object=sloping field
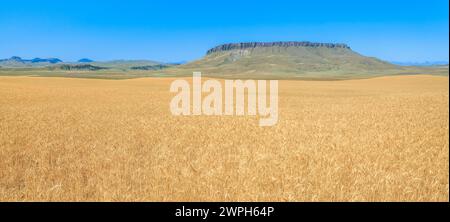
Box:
[0,75,448,201]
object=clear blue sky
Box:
[0,0,448,63]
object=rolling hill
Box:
[88,60,164,70]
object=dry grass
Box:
[0,75,448,201]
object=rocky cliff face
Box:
[206,41,350,55]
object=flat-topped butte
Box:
[206,41,350,55]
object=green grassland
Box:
[1,65,447,80]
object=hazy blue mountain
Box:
[0,56,63,67]
[31,58,62,63]
[78,58,94,63]
[391,61,449,66]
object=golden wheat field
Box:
[0,75,448,201]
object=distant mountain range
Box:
[0,56,99,67]
[0,56,171,70]
[0,56,63,67]
[391,61,449,66]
